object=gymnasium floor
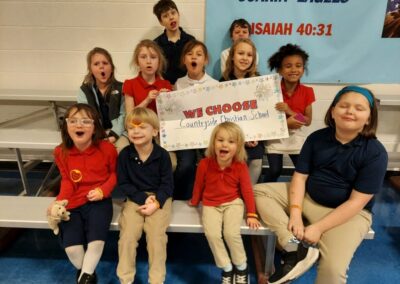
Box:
[0,166,399,283]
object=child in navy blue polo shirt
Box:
[254,86,388,284]
[153,0,195,85]
[116,107,173,284]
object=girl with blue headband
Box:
[254,86,388,284]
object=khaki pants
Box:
[202,198,247,268]
[117,198,172,284]
[254,183,372,284]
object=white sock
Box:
[235,262,247,271]
[65,245,84,270]
[284,242,298,252]
[222,263,233,272]
[79,240,105,280]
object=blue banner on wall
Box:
[205,0,400,83]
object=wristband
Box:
[247,213,258,219]
[290,204,302,211]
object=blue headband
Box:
[333,86,374,108]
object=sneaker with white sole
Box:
[268,244,319,284]
[221,270,234,284]
[234,266,249,284]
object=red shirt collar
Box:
[138,73,163,89]
[280,79,300,98]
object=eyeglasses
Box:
[65,118,94,127]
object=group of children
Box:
[45,0,388,284]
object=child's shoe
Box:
[221,270,234,284]
[268,244,319,284]
[78,272,97,284]
[75,269,81,283]
[234,266,249,284]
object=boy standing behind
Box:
[220,18,259,74]
[116,107,173,284]
[153,0,195,85]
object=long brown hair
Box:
[83,47,117,86]
[60,104,106,153]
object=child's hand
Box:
[145,195,156,204]
[188,200,197,207]
[275,102,293,115]
[107,136,116,144]
[87,188,103,201]
[303,224,322,245]
[287,116,305,129]
[147,90,159,101]
[137,202,159,216]
[159,88,170,93]
[245,141,258,148]
[247,217,261,230]
[288,214,305,240]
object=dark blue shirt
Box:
[296,127,388,211]
[154,27,195,85]
[116,142,173,207]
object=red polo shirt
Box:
[281,80,315,115]
[54,140,117,209]
[191,158,256,214]
[123,74,172,113]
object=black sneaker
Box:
[75,269,81,283]
[221,270,234,284]
[234,267,249,284]
[268,244,319,284]
[78,272,97,284]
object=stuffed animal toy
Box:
[47,199,70,235]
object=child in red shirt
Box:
[48,103,117,284]
[264,44,315,182]
[123,39,172,114]
[189,122,261,284]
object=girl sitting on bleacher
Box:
[78,47,129,152]
[254,86,388,284]
[47,103,117,284]
[189,121,260,284]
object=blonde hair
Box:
[205,122,247,162]
[222,38,258,80]
[131,39,167,78]
[125,107,160,130]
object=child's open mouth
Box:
[191,62,197,68]
[76,131,85,137]
[101,72,106,77]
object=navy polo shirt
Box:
[296,127,388,211]
[116,142,174,207]
[154,27,195,84]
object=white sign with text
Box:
[156,74,289,151]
